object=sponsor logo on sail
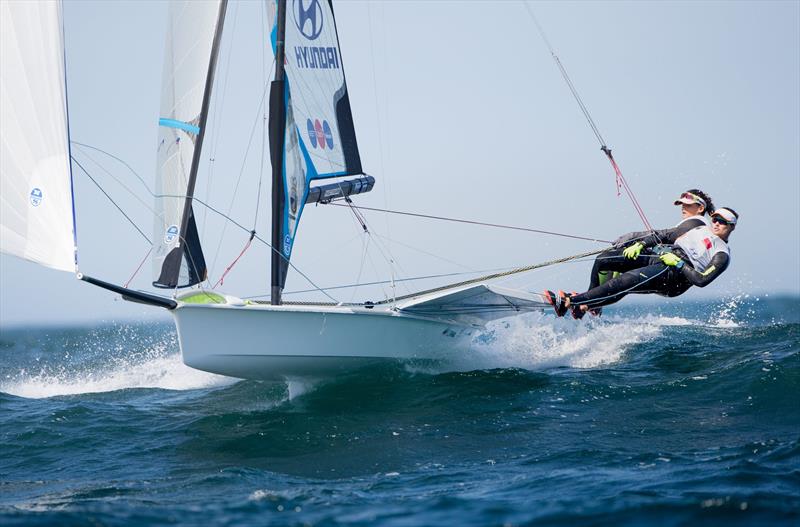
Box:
[164,225,179,244]
[307,119,317,148]
[29,188,43,207]
[323,120,334,149]
[293,45,339,70]
[306,119,334,150]
[314,120,325,150]
[291,0,340,71]
[283,234,292,256]
[293,0,324,40]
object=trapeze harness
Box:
[571,216,731,309]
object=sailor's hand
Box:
[659,252,684,269]
[622,242,644,259]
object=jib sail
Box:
[153,0,227,289]
[0,0,76,273]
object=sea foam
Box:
[1,349,234,399]
[460,312,698,371]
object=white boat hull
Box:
[172,302,478,380]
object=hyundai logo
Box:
[293,0,324,40]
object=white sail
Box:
[0,0,76,273]
[280,0,362,178]
[153,0,225,288]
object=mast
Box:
[268,0,287,305]
[265,0,369,304]
[178,0,228,266]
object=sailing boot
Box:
[570,292,586,320]
[588,307,603,317]
[543,290,569,317]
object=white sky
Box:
[1,0,798,326]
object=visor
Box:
[711,207,737,226]
[673,191,707,208]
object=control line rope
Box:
[522,1,655,233]
[213,230,256,289]
[374,247,608,306]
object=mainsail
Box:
[0,0,76,273]
[153,0,227,289]
[268,0,363,299]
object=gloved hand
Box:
[622,242,645,259]
[659,252,684,269]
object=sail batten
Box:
[153,0,227,289]
[0,0,76,273]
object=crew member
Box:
[544,205,738,318]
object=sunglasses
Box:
[680,192,706,207]
[712,216,733,226]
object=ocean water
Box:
[1,296,798,526]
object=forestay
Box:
[0,0,76,273]
[268,0,363,285]
[153,0,226,289]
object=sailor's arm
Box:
[680,252,730,287]
[637,217,707,248]
[620,218,707,251]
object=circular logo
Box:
[283,234,292,256]
[314,119,325,150]
[307,118,317,148]
[30,188,43,207]
[322,120,334,149]
[293,0,324,41]
[164,225,179,244]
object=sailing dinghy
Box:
[1,0,554,380]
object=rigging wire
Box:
[72,141,152,196]
[71,157,151,244]
[191,196,340,303]
[375,246,607,306]
[349,232,371,303]
[366,1,397,277]
[72,144,160,219]
[203,1,239,230]
[521,1,655,233]
[69,146,339,302]
[370,231,481,274]
[123,247,153,288]
[325,202,612,244]
[208,69,273,277]
[253,0,269,230]
[245,267,515,298]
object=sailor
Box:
[544,203,738,319]
[561,189,714,317]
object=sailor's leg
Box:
[572,264,671,309]
[589,248,654,289]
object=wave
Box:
[436,312,698,372]
[0,326,235,399]
[0,303,791,400]
[1,356,234,400]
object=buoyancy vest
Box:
[675,225,730,272]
